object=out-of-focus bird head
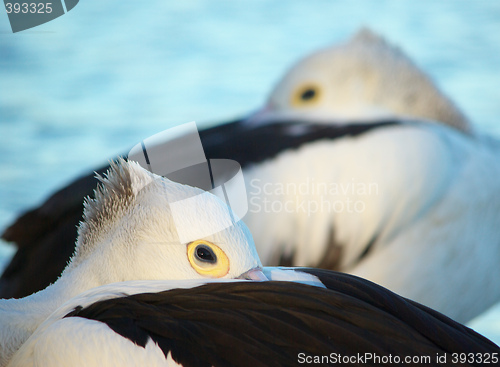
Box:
[248,28,471,134]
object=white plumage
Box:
[243,121,500,322]
[235,29,500,323]
[1,161,498,366]
[0,160,262,366]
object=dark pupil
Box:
[195,245,216,263]
[301,88,316,101]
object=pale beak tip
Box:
[237,268,268,281]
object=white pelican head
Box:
[249,28,471,134]
[66,158,262,282]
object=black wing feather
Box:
[66,278,499,367]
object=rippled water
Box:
[0,0,499,343]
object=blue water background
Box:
[0,0,499,342]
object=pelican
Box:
[2,160,499,366]
[0,159,262,366]
[2,29,499,324]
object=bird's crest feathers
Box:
[75,159,153,261]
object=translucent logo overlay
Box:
[128,122,248,243]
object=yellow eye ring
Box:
[291,84,322,107]
[187,240,229,278]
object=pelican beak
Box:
[237,267,268,281]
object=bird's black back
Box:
[65,269,499,367]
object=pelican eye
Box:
[292,84,321,107]
[301,88,316,101]
[195,245,216,264]
[187,240,229,278]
